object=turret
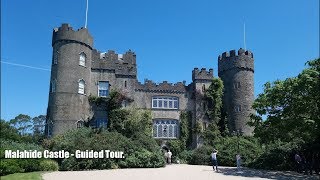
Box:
[218,48,254,135]
[192,67,214,147]
[47,24,93,136]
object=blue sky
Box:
[1,0,319,120]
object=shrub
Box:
[0,139,45,176]
[177,150,192,164]
[39,159,59,171]
[248,139,303,170]
[0,159,24,176]
[48,128,165,170]
[189,145,213,165]
[166,140,185,163]
[213,136,263,166]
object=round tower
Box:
[218,48,254,135]
[47,23,93,136]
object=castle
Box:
[47,24,254,147]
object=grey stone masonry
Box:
[218,48,254,135]
[47,24,255,145]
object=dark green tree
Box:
[250,58,320,145]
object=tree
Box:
[250,58,320,145]
[9,114,33,135]
[0,119,20,141]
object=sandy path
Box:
[42,164,318,180]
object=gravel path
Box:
[42,164,319,180]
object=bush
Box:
[248,139,303,170]
[189,145,213,165]
[48,128,165,170]
[213,136,263,166]
[177,150,192,164]
[0,139,45,176]
[39,159,59,171]
[166,140,185,163]
[0,159,24,176]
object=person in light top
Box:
[167,150,172,164]
[236,154,241,171]
[211,149,219,171]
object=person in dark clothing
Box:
[295,153,302,173]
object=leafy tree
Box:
[9,114,33,135]
[0,119,20,142]
[250,58,320,145]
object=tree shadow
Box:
[217,167,319,180]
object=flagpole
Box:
[243,21,246,50]
[85,0,88,28]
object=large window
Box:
[98,81,109,97]
[79,52,86,66]
[78,79,85,94]
[153,119,179,139]
[90,118,108,128]
[152,96,179,109]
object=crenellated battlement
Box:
[218,48,253,60]
[135,79,187,93]
[192,68,213,81]
[97,49,136,63]
[91,49,137,77]
[52,23,93,48]
[218,48,254,75]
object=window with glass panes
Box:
[79,52,86,66]
[152,97,178,109]
[153,119,179,139]
[98,81,109,97]
[78,79,85,94]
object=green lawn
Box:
[1,172,42,180]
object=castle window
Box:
[98,81,109,97]
[234,82,241,89]
[202,84,206,92]
[78,79,85,94]
[124,81,127,88]
[235,105,242,112]
[79,52,86,66]
[53,51,59,65]
[153,119,179,139]
[76,120,84,128]
[152,96,179,109]
[51,79,56,93]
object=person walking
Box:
[164,150,169,164]
[295,153,302,173]
[167,150,172,164]
[211,149,219,172]
[236,154,241,171]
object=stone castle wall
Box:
[47,24,254,143]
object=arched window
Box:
[202,84,206,92]
[79,52,86,66]
[76,120,84,128]
[153,119,179,139]
[51,79,56,93]
[78,79,85,94]
[124,80,127,88]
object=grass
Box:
[1,172,43,180]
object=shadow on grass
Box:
[216,167,319,180]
